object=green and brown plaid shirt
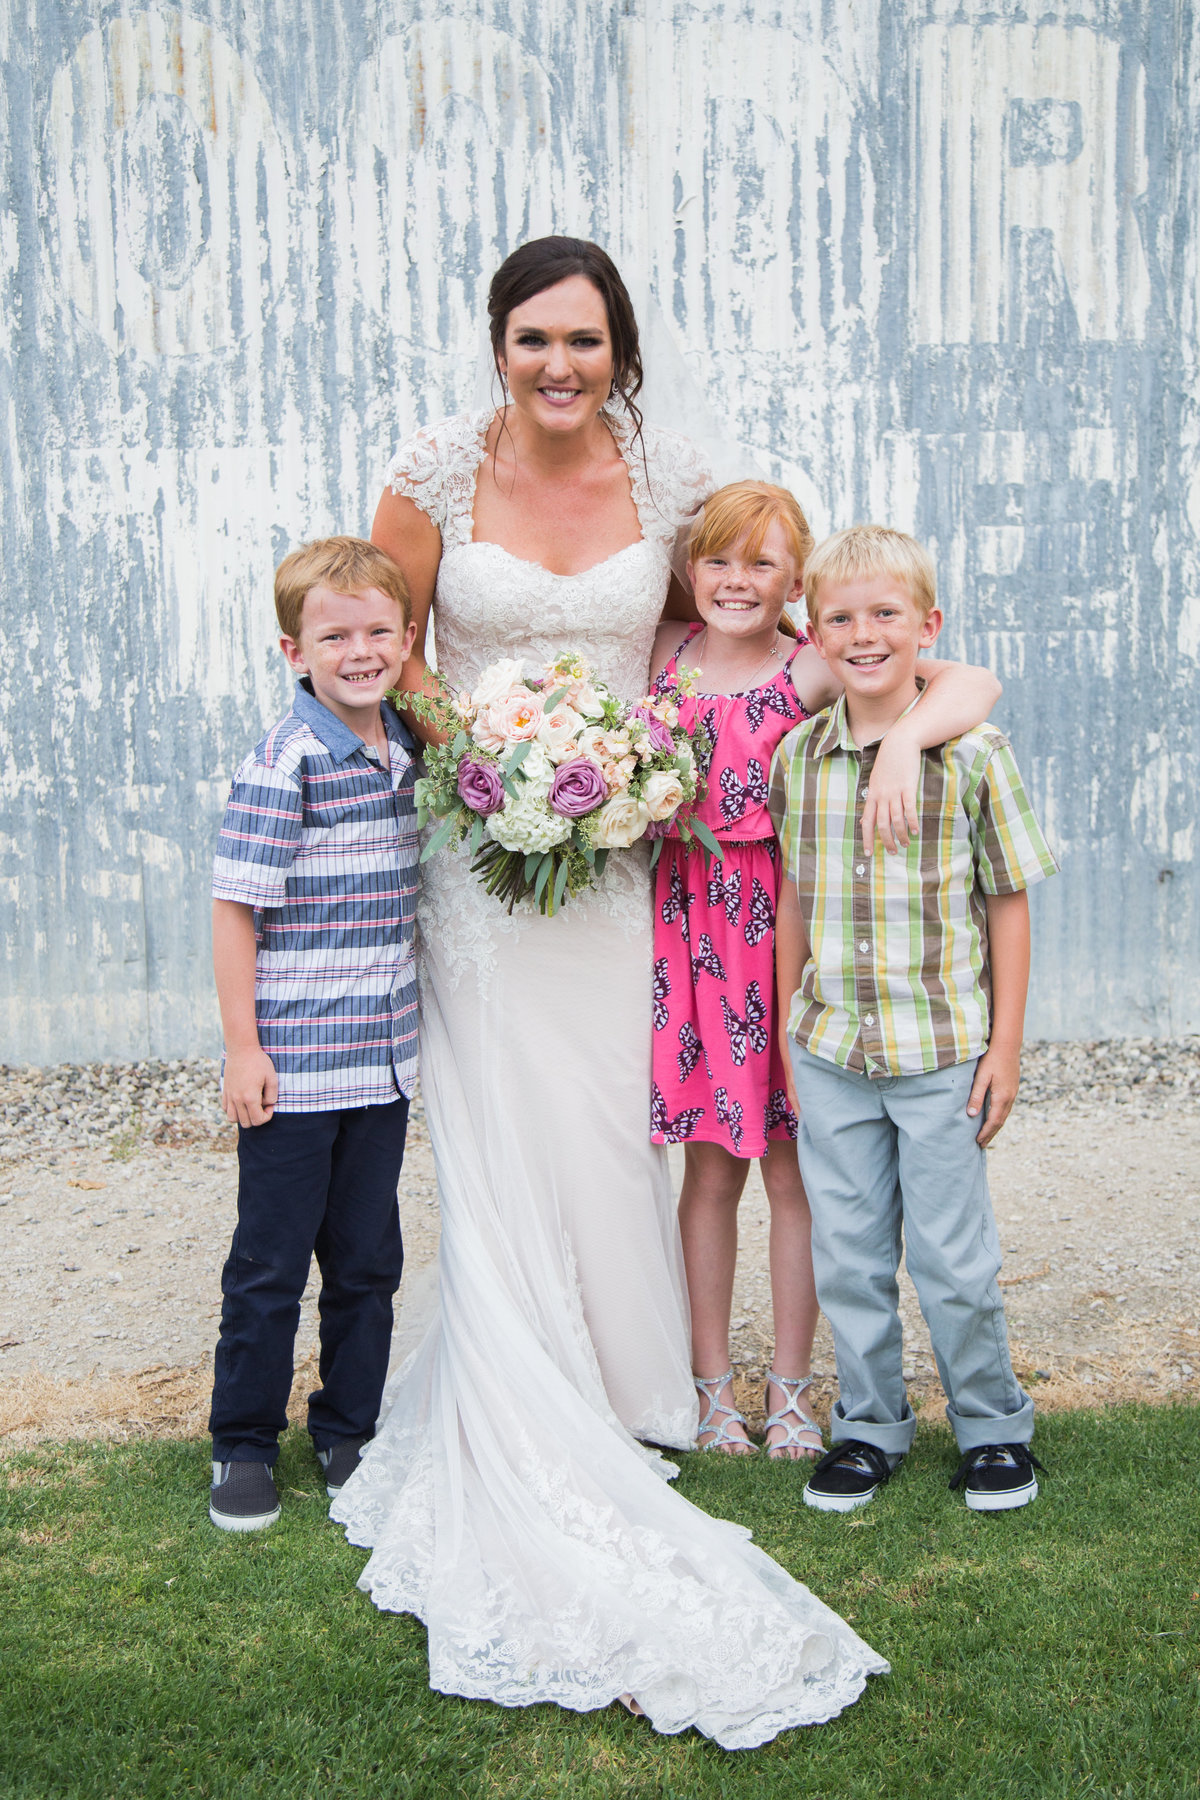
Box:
[768,697,1058,1078]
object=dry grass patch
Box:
[0,1346,323,1448]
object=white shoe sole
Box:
[209,1501,281,1531]
[803,1482,879,1513]
[964,1477,1037,1511]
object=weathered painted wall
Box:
[2,0,1196,1061]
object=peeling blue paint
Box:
[1,0,1196,1060]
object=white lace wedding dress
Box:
[331,408,887,1748]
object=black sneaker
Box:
[950,1443,1044,1511]
[316,1437,369,1497]
[803,1440,899,1513]
[209,1460,281,1531]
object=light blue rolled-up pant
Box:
[788,1043,1034,1458]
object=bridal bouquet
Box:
[407,652,718,913]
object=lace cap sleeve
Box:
[625,422,716,584]
[630,422,716,555]
[382,412,489,541]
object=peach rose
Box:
[500,690,545,741]
[575,725,608,767]
[470,701,510,753]
[536,703,585,763]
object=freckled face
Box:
[281,585,416,728]
[498,276,615,434]
[809,574,942,699]
[687,521,804,643]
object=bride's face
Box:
[498,276,615,434]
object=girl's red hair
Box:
[688,481,813,637]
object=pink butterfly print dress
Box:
[651,623,811,1157]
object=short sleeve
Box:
[211,750,304,908]
[967,740,1059,896]
[625,421,716,554]
[383,422,453,531]
[767,742,793,854]
[382,412,489,540]
[660,430,717,531]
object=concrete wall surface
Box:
[2,0,1197,1061]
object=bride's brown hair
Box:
[487,237,647,455]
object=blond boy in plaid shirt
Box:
[769,526,1058,1513]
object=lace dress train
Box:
[330,409,888,1747]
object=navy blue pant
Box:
[209,1098,408,1463]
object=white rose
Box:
[471,658,527,708]
[572,680,605,720]
[592,794,651,849]
[509,739,554,796]
[536,703,585,763]
[641,769,686,822]
[485,790,572,853]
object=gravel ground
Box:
[1,1041,1197,1444]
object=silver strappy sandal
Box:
[764,1371,823,1460]
[694,1370,758,1455]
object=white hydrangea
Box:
[485,789,573,854]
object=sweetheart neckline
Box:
[449,537,653,580]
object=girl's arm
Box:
[775,879,811,1118]
[788,646,1002,855]
[370,487,446,746]
[863,657,1002,853]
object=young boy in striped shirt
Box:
[769,526,1058,1514]
[207,537,419,1531]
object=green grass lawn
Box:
[2,1404,1197,1799]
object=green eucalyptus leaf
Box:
[419,814,459,862]
[689,817,722,864]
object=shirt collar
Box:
[811,680,927,759]
[292,679,416,764]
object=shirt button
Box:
[855,864,866,876]
[864,1013,875,1026]
[858,940,869,953]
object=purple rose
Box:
[627,705,674,752]
[457,758,506,817]
[549,757,608,818]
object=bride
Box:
[333,237,916,1745]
